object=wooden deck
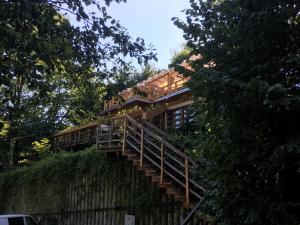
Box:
[103,70,190,111]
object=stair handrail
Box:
[142,120,169,138]
[142,120,186,150]
[125,115,196,165]
[124,115,206,205]
[181,199,204,225]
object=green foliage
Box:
[32,138,50,154]
[0,119,10,169]
[105,63,161,100]
[168,45,192,68]
[0,119,9,138]
[0,0,157,166]
[173,0,300,225]
[0,146,106,200]
[0,147,164,215]
[0,146,108,213]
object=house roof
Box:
[153,87,190,103]
[101,87,191,115]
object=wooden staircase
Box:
[53,115,207,224]
[117,116,205,207]
[119,116,209,224]
[122,149,184,202]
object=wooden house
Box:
[101,69,193,130]
[51,63,207,216]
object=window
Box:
[25,217,38,225]
[8,217,24,225]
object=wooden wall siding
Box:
[0,157,205,225]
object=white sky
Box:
[106,0,190,69]
[67,0,190,70]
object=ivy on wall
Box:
[0,146,108,212]
[0,146,174,220]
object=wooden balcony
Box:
[103,70,190,112]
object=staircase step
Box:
[145,172,159,178]
[166,189,180,196]
[144,167,157,172]
[133,159,141,166]
[121,143,188,206]
[144,169,157,174]
[126,152,138,157]
[137,164,150,171]
[158,182,172,189]
[122,150,131,156]
[137,162,151,168]
[174,195,185,202]
[151,176,162,183]
[166,186,181,195]
[122,150,139,159]
[150,174,160,179]
[127,155,139,160]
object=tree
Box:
[168,45,192,68]
[173,0,300,224]
[0,0,156,167]
[105,62,162,101]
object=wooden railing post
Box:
[122,117,127,154]
[167,73,171,93]
[140,128,144,167]
[160,142,164,184]
[184,158,190,208]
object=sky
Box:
[105,0,190,69]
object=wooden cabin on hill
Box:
[52,65,208,224]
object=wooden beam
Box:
[168,73,171,93]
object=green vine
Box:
[0,146,108,212]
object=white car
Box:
[0,215,38,225]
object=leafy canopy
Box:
[173,0,300,225]
[0,0,156,167]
